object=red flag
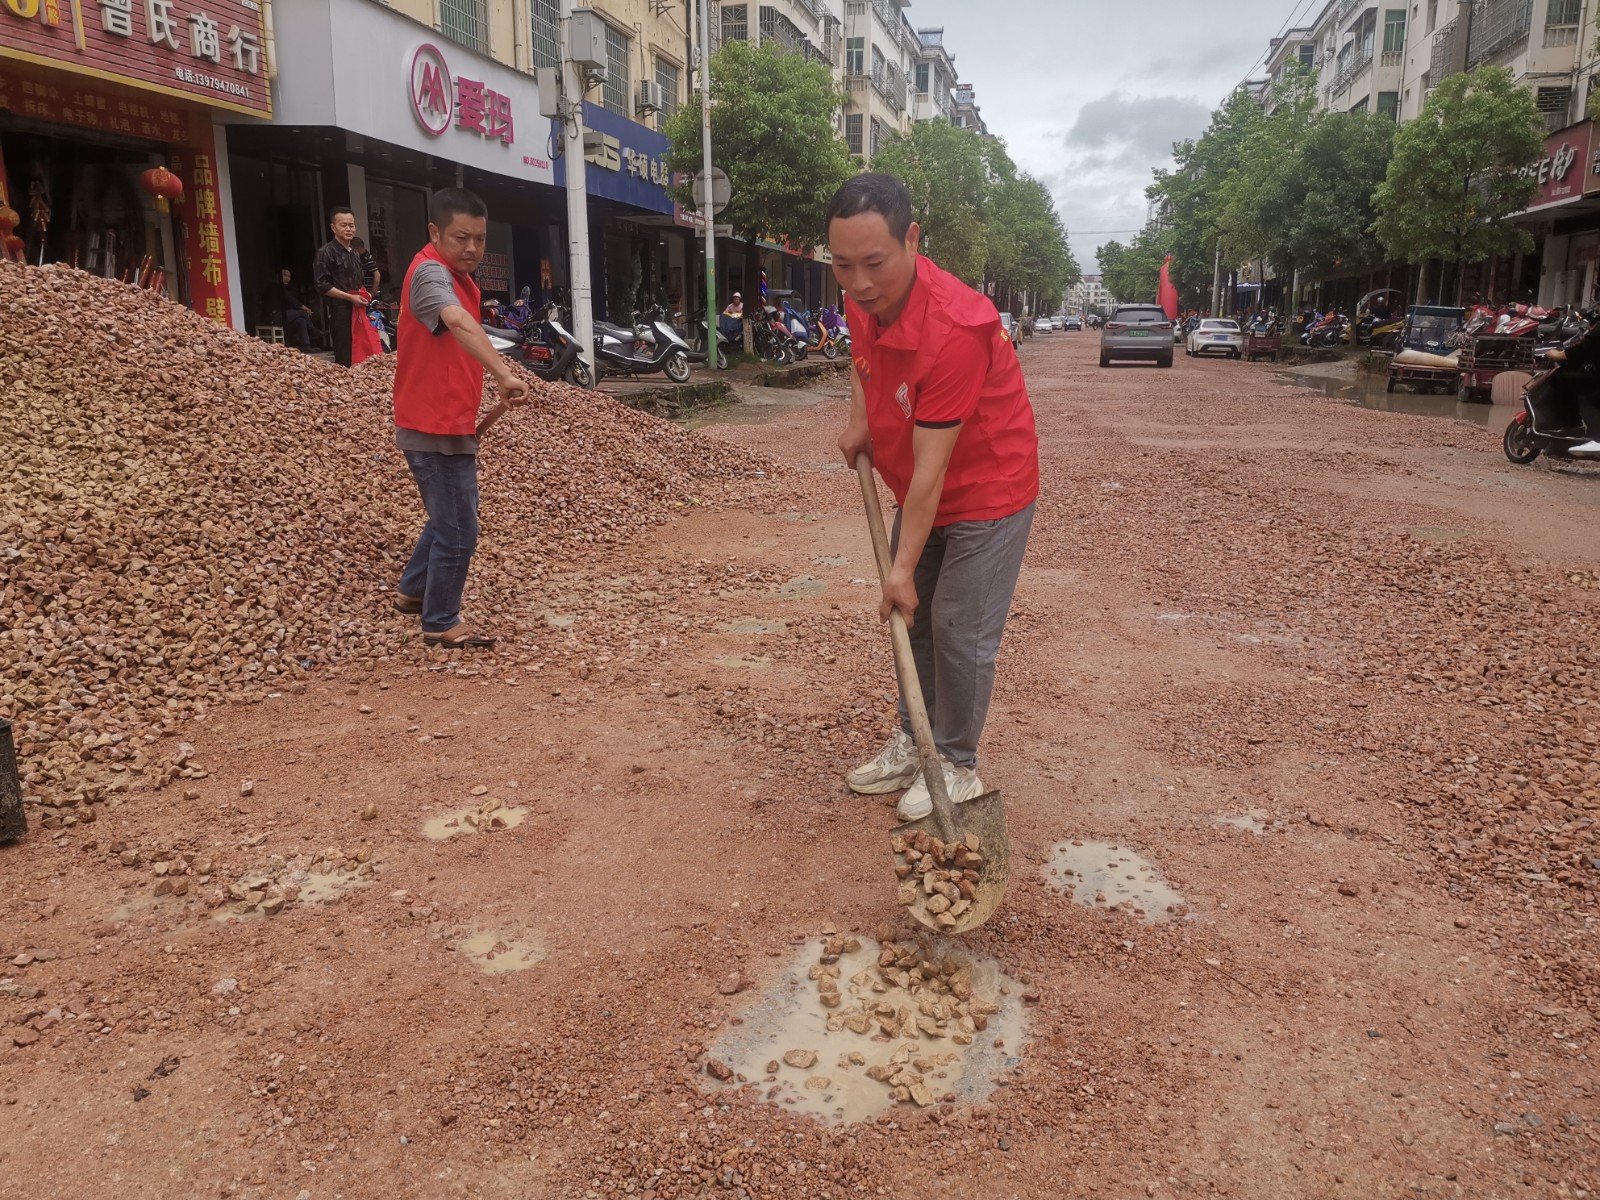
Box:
[1158,255,1179,320]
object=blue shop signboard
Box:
[553,102,675,214]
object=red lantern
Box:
[139,166,184,212]
[0,206,18,233]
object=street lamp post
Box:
[561,0,596,375]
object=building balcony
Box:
[1466,0,1533,67]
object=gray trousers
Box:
[890,501,1035,769]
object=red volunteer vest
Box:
[394,243,484,437]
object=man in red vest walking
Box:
[828,174,1040,821]
[393,188,529,649]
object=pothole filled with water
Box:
[1045,840,1189,922]
[423,802,529,842]
[706,932,1028,1125]
[453,930,546,975]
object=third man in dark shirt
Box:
[314,207,366,367]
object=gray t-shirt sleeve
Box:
[409,261,460,334]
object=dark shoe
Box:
[394,593,424,615]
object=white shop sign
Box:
[261,0,555,186]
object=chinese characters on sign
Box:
[2,0,269,117]
[0,70,190,142]
[408,43,515,145]
[170,137,233,325]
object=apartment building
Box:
[914,28,959,123]
[1066,274,1117,316]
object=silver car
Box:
[1100,304,1175,368]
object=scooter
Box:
[484,286,537,335]
[690,309,738,369]
[593,310,693,383]
[1502,311,1600,464]
[482,302,592,387]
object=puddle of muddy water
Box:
[719,618,788,635]
[455,931,545,975]
[709,935,1027,1125]
[423,804,529,841]
[1277,370,1515,433]
[1045,840,1189,922]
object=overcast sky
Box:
[905,0,1299,274]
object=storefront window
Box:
[603,24,631,115]
[531,0,560,68]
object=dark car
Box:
[1100,304,1174,368]
[1063,315,1083,331]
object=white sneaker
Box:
[846,729,919,795]
[1570,440,1600,454]
[896,760,987,822]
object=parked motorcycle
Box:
[1502,310,1600,464]
[689,308,738,369]
[593,309,693,383]
[482,302,592,387]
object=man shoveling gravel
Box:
[828,174,1040,821]
[392,188,530,649]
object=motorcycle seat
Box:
[594,320,640,341]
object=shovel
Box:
[855,456,1011,934]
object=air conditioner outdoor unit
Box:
[636,79,666,114]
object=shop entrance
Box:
[365,179,429,305]
[226,151,327,341]
[1,115,175,294]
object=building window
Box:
[1350,96,1369,113]
[722,3,748,43]
[1537,84,1572,129]
[1377,90,1399,120]
[438,0,487,53]
[915,62,930,94]
[871,44,885,80]
[846,36,864,74]
[1426,0,1437,31]
[1548,0,1582,25]
[1382,9,1406,53]
[530,0,559,69]
[1298,43,1315,67]
[602,23,630,115]
[654,58,680,126]
[846,113,863,156]
[870,116,883,157]
[759,5,806,53]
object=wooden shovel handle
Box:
[476,401,508,438]
[855,456,957,839]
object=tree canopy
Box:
[983,142,1080,313]
[871,120,991,285]
[1373,66,1544,266]
[662,39,854,249]
[1097,225,1174,306]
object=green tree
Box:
[870,120,992,285]
[1213,69,1319,270]
[662,39,853,329]
[1147,87,1265,301]
[983,142,1079,312]
[1096,224,1173,306]
[1373,66,1543,291]
[1280,112,1395,276]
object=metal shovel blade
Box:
[892,789,1011,934]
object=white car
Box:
[1185,318,1244,359]
[1034,316,1054,333]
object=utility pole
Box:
[560,0,595,375]
[697,0,718,369]
[1210,242,1223,315]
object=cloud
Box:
[1064,93,1212,160]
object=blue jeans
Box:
[399,451,479,633]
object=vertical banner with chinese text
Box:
[169,114,230,325]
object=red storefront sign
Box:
[167,115,231,325]
[1526,121,1596,211]
[0,0,270,119]
[0,63,190,141]
[408,41,515,145]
